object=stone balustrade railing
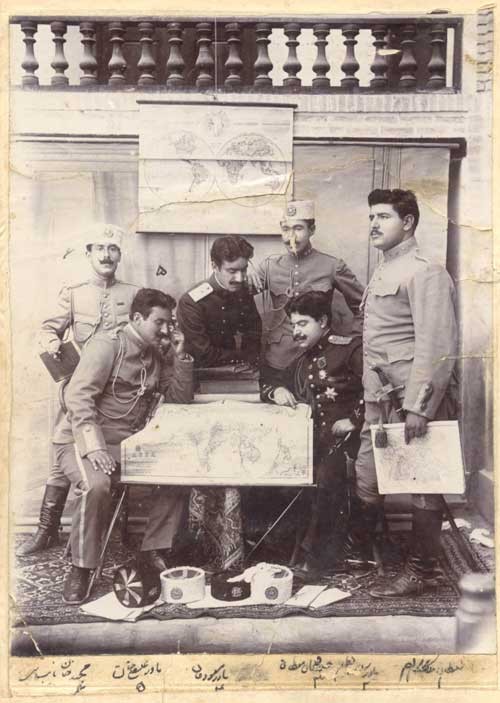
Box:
[11,14,463,92]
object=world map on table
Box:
[138,103,294,234]
[371,421,465,495]
[121,401,313,486]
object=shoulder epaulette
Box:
[414,249,430,263]
[188,281,214,302]
[64,280,88,291]
[327,334,353,345]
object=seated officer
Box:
[52,288,194,604]
[177,235,262,368]
[260,291,364,571]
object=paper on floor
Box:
[284,585,328,607]
[80,591,160,621]
[469,528,494,549]
[442,518,471,531]
[308,587,351,609]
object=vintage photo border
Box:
[0,0,498,700]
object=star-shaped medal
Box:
[325,386,338,401]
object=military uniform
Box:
[53,324,194,569]
[177,273,262,367]
[256,249,365,370]
[356,236,458,510]
[39,275,139,490]
[40,275,139,354]
[261,331,364,564]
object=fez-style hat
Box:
[283,200,315,220]
[85,223,124,249]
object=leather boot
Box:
[63,565,92,605]
[341,495,379,565]
[369,507,443,598]
[137,549,169,573]
[17,484,70,557]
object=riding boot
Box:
[341,494,379,565]
[17,485,70,556]
[369,507,443,598]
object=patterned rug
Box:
[12,522,493,627]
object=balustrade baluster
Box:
[166,22,185,88]
[312,23,330,91]
[80,22,98,86]
[108,21,127,87]
[195,22,215,90]
[370,25,388,90]
[224,22,243,89]
[20,20,39,87]
[340,24,360,89]
[398,23,418,89]
[137,22,156,86]
[283,23,301,89]
[426,22,446,89]
[50,21,69,87]
[253,23,273,90]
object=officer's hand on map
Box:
[331,417,356,437]
[87,449,116,475]
[234,362,255,374]
[272,387,297,409]
[404,412,428,444]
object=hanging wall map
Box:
[137,101,295,234]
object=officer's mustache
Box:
[99,259,114,265]
[293,333,307,342]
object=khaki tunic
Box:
[355,236,458,508]
[256,248,365,369]
[53,324,194,567]
[39,276,139,353]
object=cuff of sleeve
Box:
[177,352,194,362]
[74,423,107,457]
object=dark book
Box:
[39,341,81,382]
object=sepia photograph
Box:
[4,0,497,697]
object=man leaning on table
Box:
[52,288,194,604]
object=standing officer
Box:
[255,200,365,373]
[176,235,262,570]
[53,288,194,604]
[177,235,262,368]
[350,188,458,598]
[260,291,364,571]
[17,223,139,557]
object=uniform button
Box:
[320,412,324,416]
[104,323,111,328]
[308,374,313,379]
[103,293,109,298]
[294,292,298,296]
[308,364,312,369]
[103,312,109,317]
[317,403,322,408]
[321,421,326,426]
[295,282,299,286]
[313,358,317,362]
[221,306,225,310]
[310,383,314,388]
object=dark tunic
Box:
[177,273,262,367]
